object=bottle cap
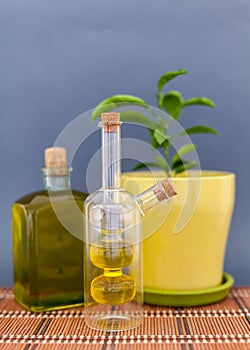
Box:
[45,147,67,168]
[101,112,120,123]
[101,112,121,133]
[154,178,177,201]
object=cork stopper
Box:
[45,147,67,168]
[101,112,120,133]
[154,178,177,201]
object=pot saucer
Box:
[144,273,234,307]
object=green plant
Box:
[91,69,218,176]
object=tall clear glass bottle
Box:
[12,147,87,312]
[84,113,176,331]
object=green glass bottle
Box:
[12,147,87,312]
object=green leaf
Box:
[153,130,169,146]
[161,91,183,119]
[183,97,216,108]
[134,157,171,174]
[157,69,188,93]
[163,141,170,161]
[173,161,198,174]
[149,129,160,148]
[171,157,183,169]
[91,94,148,121]
[156,92,164,108]
[154,156,171,173]
[176,143,197,157]
[120,110,156,129]
[172,156,197,170]
[181,125,219,136]
[172,143,196,167]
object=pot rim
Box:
[121,170,235,181]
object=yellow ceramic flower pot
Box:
[121,171,235,291]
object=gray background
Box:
[1,0,250,286]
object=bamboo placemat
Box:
[0,287,249,349]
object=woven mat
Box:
[0,287,249,350]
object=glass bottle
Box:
[12,147,87,312]
[84,113,176,331]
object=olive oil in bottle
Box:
[84,112,177,331]
[12,147,87,312]
[90,238,136,305]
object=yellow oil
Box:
[12,189,87,312]
[90,239,134,269]
[91,273,136,305]
[90,237,136,305]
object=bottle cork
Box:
[154,178,177,201]
[45,147,67,168]
[101,112,120,133]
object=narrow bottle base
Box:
[84,300,143,331]
[85,313,142,331]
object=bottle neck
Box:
[136,181,172,215]
[136,190,160,215]
[41,167,71,191]
[101,123,121,189]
